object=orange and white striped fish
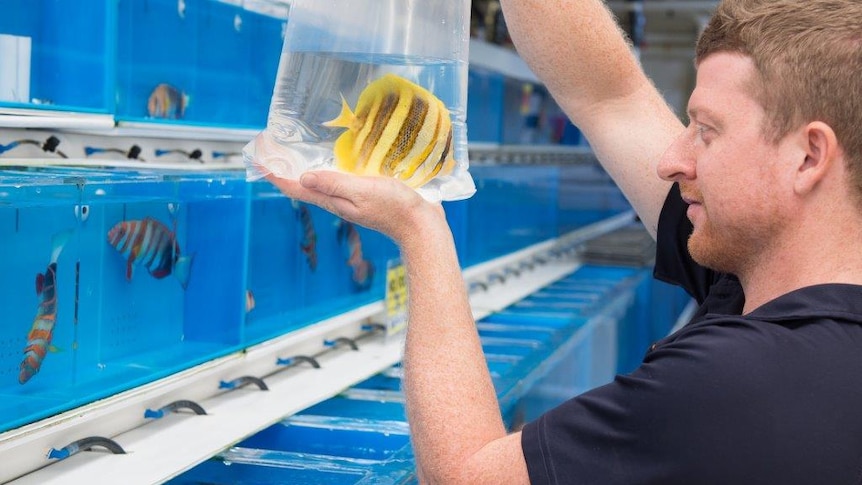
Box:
[107,217,193,289]
[147,83,189,119]
[19,230,72,385]
[323,73,456,189]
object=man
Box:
[267,0,862,483]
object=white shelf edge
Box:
[0,111,115,130]
[0,158,246,171]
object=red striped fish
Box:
[107,217,193,289]
[336,219,374,290]
[295,202,318,272]
[19,230,72,385]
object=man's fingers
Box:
[300,171,358,201]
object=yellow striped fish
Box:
[323,74,456,189]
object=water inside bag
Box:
[244,0,475,202]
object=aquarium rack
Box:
[0,211,635,484]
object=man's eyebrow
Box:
[687,107,722,128]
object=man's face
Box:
[656,52,796,276]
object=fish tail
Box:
[50,229,73,264]
[181,94,191,116]
[322,95,356,129]
[173,254,194,289]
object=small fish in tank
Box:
[323,73,456,189]
[147,83,189,119]
[295,202,318,272]
[107,217,193,289]
[245,289,256,313]
[336,219,374,290]
[19,230,72,385]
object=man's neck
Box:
[738,218,862,314]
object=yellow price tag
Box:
[385,259,407,336]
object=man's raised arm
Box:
[501,0,684,236]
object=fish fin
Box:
[322,95,355,129]
[173,254,194,290]
[50,229,73,264]
[336,219,347,243]
[48,345,61,353]
[35,273,45,295]
[126,260,134,281]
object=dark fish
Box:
[296,202,318,271]
[20,230,72,385]
[336,219,374,290]
[147,83,188,119]
[107,217,193,289]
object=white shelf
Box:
[0,108,115,130]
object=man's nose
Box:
[657,128,696,182]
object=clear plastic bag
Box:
[244,0,475,202]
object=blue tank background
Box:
[0,0,282,126]
[0,0,114,112]
[115,0,283,128]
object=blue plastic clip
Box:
[276,355,321,368]
[324,337,359,351]
[0,141,21,155]
[48,436,125,460]
[361,323,386,333]
[212,151,240,159]
[219,376,268,391]
[144,399,207,419]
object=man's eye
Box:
[695,124,712,141]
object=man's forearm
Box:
[399,209,506,483]
[500,0,682,237]
[500,0,645,122]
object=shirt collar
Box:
[745,283,862,324]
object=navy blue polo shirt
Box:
[521,183,862,484]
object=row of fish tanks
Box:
[0,0,286,129]
[0,161,630,434]
[0,0,580,146]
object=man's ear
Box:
[794,121,840,196]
